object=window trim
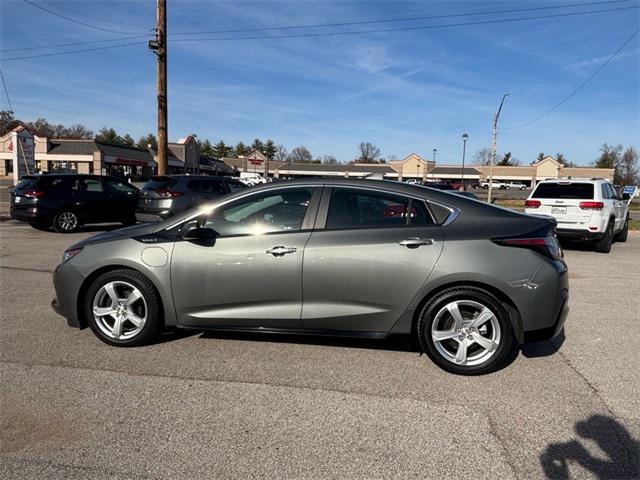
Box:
[176,186,322,239]
[314,186,446,231]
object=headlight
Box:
[62,247,83,263]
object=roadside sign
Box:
[623,185,637,205]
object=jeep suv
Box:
[136,175,247,222]
[524,178,629,253]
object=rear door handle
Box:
[399,237,434,248]
[266,246,297,256]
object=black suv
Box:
[10,174,139,233]
[136,175,246,222]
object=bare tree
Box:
[275,144,288,162]
[357,142,381,163]
[620,146,639,186]
[473,147,492,166]
[320,155,338,164]
[288,146,313,163]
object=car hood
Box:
[67,223,159,249]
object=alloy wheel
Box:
[92,281,147,340]
[57,212,78,231]
[431,300,501,366]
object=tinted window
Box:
[71,177,103,193]
[143,176,175,191]
[188,179,226,194]
[532,183,594,199]
[15,177,39,190]
[227,180,247,192]
[326,189,433,229]
[106,179,138,194]
[204,188,312,236]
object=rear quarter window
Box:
[143,177,177,191]
[532,183,594,199]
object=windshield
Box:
[532,182,594,199]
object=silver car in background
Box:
[52,179,569,375]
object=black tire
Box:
[417,287,516,375]
[53,210,80,233]
[615,216,629,243]
[594,221,613,253]
[29,222,50,231]
[84,269,162,347]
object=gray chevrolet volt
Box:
[52,179,568,375]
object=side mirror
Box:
[182,226,217,243]
[622,193,630,201]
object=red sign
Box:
[115,157,148,166]
[249,159,262,165]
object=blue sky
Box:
[1,0,639,165]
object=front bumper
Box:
[52,261,87,328]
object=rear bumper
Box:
[523,287,569,343]
[556,228,605,241]
[10,205,49,222]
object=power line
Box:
[171,5,638,43]
[0,41,146,62]
[0,35,151,54]
[40,0,149,29]
[0,67,13,112]
[502,27,640,129]
[22,0,146,35]
[171,0,631,37]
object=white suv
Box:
[524,178,629,253]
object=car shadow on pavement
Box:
[198,330,419,353]
[540,414,639,479]
[520,329,565,358]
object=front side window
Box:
[326,188,433,229]
[71,177,103,193]
[227,180,247,193]
[203,188,313,236]
[188,179,226,194]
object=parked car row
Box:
[477,181,528,190]
[10,174,247,232]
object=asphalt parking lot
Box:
[1,220,638,479]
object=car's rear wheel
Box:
[53,210,80,233]
[615,215,629,243]
[594,221,613,253]
[84,269,162,347]
[418,287,515,375]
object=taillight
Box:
[23,190,45,198]
[524,199,541,208]
[155,188,183,198]
[492,233,563,260]
[579,201,604,210]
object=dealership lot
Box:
[1,221,638,479]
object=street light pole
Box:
[461,133,468,191]
[149,0,168,176]
[487,93,510,203]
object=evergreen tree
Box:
[263,139,277,160]
[234,141,248,157]
[251,138,264,153]
[213,140,231,159]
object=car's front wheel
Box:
[418,287,515,375]
[84,269,162,347]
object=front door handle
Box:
[266,246,297,256]
[399,237,434,248]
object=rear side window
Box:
[227,180,247,192]
[326,189,433,229]
[532,182,594,199]
[188,179,227,194]
[106,179,138,194]
[143,176,176,191]
[71,177,103,193]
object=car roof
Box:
[536,178,609,184]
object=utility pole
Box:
[487,93,510,203]
[149,0,167,176]
[461,133,468,190]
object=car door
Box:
[70,176,111,223]
[608,184,625,230]
[301,186,444,333]
[104,178,139,219]
[170,186,321,329]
